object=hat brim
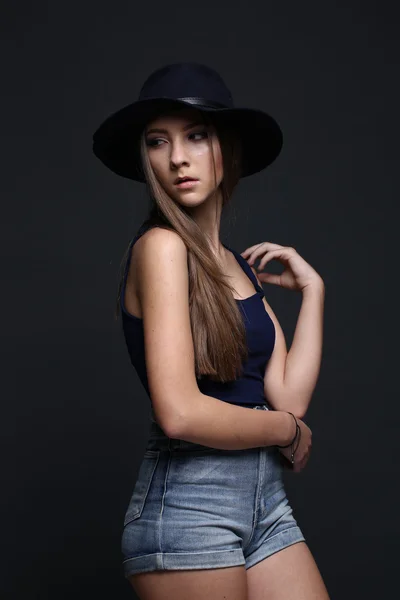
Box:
[92,97,283,182]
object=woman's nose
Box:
[169,140,189,168]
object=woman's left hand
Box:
[241,242,324,292]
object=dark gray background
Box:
[2,1,398,598]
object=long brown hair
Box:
[115,109,249,383]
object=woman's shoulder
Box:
[136,223,185,250]
[132,226,187,277]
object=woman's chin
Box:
[173,192,210,207]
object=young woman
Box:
[93,62,329,599]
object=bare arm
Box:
[250,264,325,419]
[282,282,325,416]
[171,394,295,451]
[261,281,325,418]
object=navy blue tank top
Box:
[120,221,276,410]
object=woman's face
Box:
[144,109,223,207]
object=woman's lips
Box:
[175,179,199,189]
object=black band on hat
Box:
[177,97,229,109]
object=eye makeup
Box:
[145,130,209,148]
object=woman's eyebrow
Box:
[146,121,203,135]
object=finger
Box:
[257,272,281,286]
[300,453,310,470]
[241,242,284,261]
[257,248,294,270]
[242,244,285,263]
[296,455,308,472]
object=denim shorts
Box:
[121,404,305,577]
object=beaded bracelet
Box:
[276,412,302,465]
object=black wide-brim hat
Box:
[92,62,283,183]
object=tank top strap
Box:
[223,244,265,298]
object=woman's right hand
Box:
[278,414,312,473]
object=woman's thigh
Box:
[246,541,330,600]
[128,565,248,600]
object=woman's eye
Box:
[190,131,208,141]
[146,138,163,147]
[146,131,208,148]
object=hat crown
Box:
[138,62,234,108]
